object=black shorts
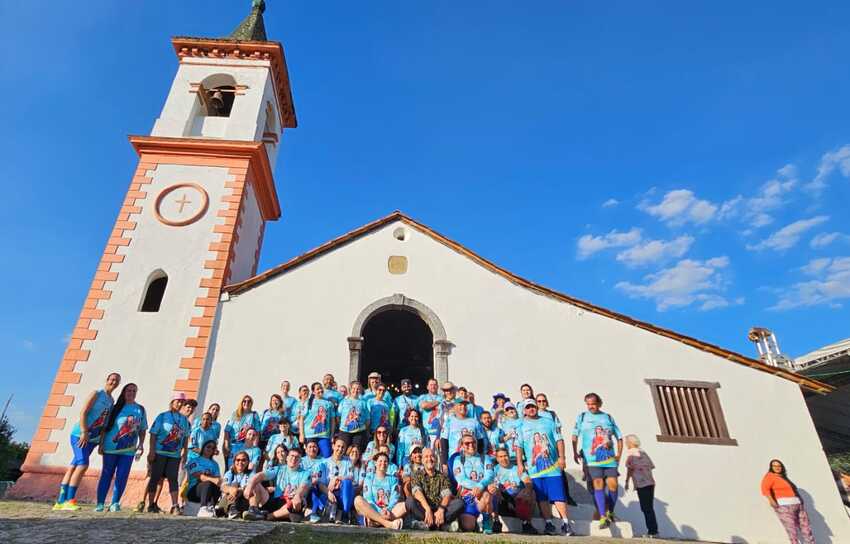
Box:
[263,496,286,512]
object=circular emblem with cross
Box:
[154,183,210,227]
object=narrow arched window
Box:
[140,271,168,312]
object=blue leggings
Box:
[96,453,133,504]
[310,480,354,513]
[316,438,332,458]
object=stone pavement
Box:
[0,500,692,544]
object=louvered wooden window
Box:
[645,380,737,446]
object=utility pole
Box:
[0,394,12,425]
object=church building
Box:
[11,3,850,542]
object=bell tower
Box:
[13,0,296,501]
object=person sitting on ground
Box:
[185,440,222,517]
[337,381,369,451]
[143,393,190,515]
[347,444,364,496]
[265,419,299,462]
[354,451,407,530]
[242,428,263,474]
[450,432,496,533]
[364,425,396,465]
[480,410,504,457]
[243,448,310,521]
[406,447,464,531]
[624,434,658,539]
[402,446,425,498]
[489,447,538,534]
[55,372,121,511]
[219,450,252,519]
[96,382,146,513]
[762,459,816,544]
[319,436,357,524]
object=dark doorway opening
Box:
[360,309,433,395]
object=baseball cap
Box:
[401,378,412,386]
[441,381,456,391]
[521,399,537,411]
[454,397,469,405]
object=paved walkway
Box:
[0,500,689,544]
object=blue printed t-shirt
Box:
[71,389,114,444]
[517,416,562,478]
[281,395,298,422]
[150,410,190,458]
[103,402,147,455]
[243,446,262,472]
[451,453,495,491]
[363,441,396,464]
[186,456,220,489]
[468,404,484,421]
[417,394,442,436]
[291,400,307,434]
[323,388,343,408]
[321,456,354,484]
[361,471,401,510]
[440,416,484,455]
[260,409,284,442]
[189,425,219,455]
[265,433,299,460]
[367,398,391,432]
[193,419,221,440]
[393,395,419,428]
[362,389,393,404]
[303,399,336,439]
[500,417,523,460]
[396,426,428,467]
[301,455,325,480]
[483,426,505,457]
[266,465,310,499]
[573,411,622,468]
[224,411,260,448]
[539,409,563,433]
[494,463,529,496]
[223,469,250,489]
[338,397,368,433]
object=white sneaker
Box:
[196,505,214,518]
[327,503,338,522]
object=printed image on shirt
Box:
[573,411,622,468]
[103,403,148,455]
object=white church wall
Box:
[228,182,263,284]
[152,57,274,142]
[42,164,233,472]
[205,219,850,543]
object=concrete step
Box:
[501,513,634,538]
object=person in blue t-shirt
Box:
[466,392,484,422]
[396,410,429,467]
[185,440,222,516]
[54,372,121,511]
[337,381,369,451]
[393,379,419,430]
[362,372,393,404]
[499,403,523,461]
[259,394,285,449]
[439,399,484,469]
[95,382,146,512]
[417,379,443,441]
[516,400,573,536]
[488,447,538,534]
[449,433,495,533]
[243,448,311,521]
[144,393,191,514]
[480,411,504,457]
[223,395,261,467]
[299,383,337,457]
[188,411,218,460]
[571,392,623,529]
[291,384,310,436]
[279,381,299,424]
[265,419,300,462]
[242,428,263,474]
[221,450,252,519]
[322,374,344,408]
[367,384,392,434]
[354,452,406,530]
[310,436,357,523]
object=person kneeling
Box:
[353,452,406,530]
[242,448,309,521]
[489,447,538,534]
[406,447,464,531]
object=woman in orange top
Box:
[760,459,815,544]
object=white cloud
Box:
[615,235,694,268]
[718,165,797,228]
[810,232,848,249]
[602,198,620,208]
[576,228,641,259]
[805,144,850,193]
[615,256,733,311]
[639,189,718,226]
[746,216,830,251]
[770,257,850,310]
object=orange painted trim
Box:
[171,36,297,129]
[224,211,833,395]
[153,182,210,227]
[129,135,280,221]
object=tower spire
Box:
[229,0,268,41]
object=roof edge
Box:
[224,211,833,394]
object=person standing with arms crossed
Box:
[571,392,623,530]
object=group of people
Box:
[48,370,817,542]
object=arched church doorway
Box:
[359,309,433,395]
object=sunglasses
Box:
[462,442,475,446]
[536,399,547,404]
[235,459,247,463]
[376,431,388,435]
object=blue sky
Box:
[2,1,849,442]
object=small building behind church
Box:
[11,4,850,542]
